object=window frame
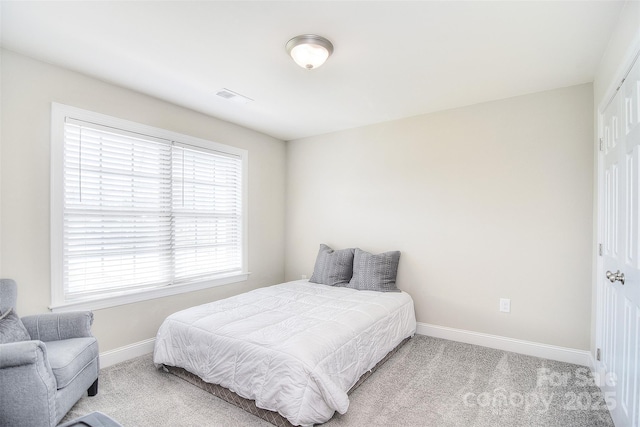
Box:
[50,103,249,312]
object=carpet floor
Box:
[62,335,614,426]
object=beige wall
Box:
[0,47,605,353]
[286,84,594,350]
[0,50,286,351]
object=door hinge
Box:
[599,243,603,256]
[599,138,604,152]
[596,348,601,361]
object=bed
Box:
[153,279,416,426]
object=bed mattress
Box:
[153,280,417,426]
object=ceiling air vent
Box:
[215,88,253,105]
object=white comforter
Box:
[153,280,416,426]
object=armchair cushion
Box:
[0,307,31,344]
[0,279,17,314]
[45,338,99,389]
[22,312,94,342]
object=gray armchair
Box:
[0,279,99,427]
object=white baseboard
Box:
[99,338,155,369]
[99,325,594,370]
[416,322,593,367]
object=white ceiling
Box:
[0,1,625,141]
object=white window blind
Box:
[56,111,245,306]
[172,144,243,282]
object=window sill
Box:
[49,272,251,313]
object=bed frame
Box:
[164,336,411,427]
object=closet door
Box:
[599,55,640,427]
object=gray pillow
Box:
[309,244,355,286]
[347,248,401,292]
[0,307,31,344]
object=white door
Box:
[598,54,640,427]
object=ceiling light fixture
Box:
[286,34,334,70]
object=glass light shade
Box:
[290,43,330,70]
[286,35,334,70]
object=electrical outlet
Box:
[500,298,511,313]
[301,274,307,280]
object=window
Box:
[51,104,248,311]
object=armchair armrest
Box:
[21,311,94,342]
[0,340,58,427]
[0,340,49,368]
